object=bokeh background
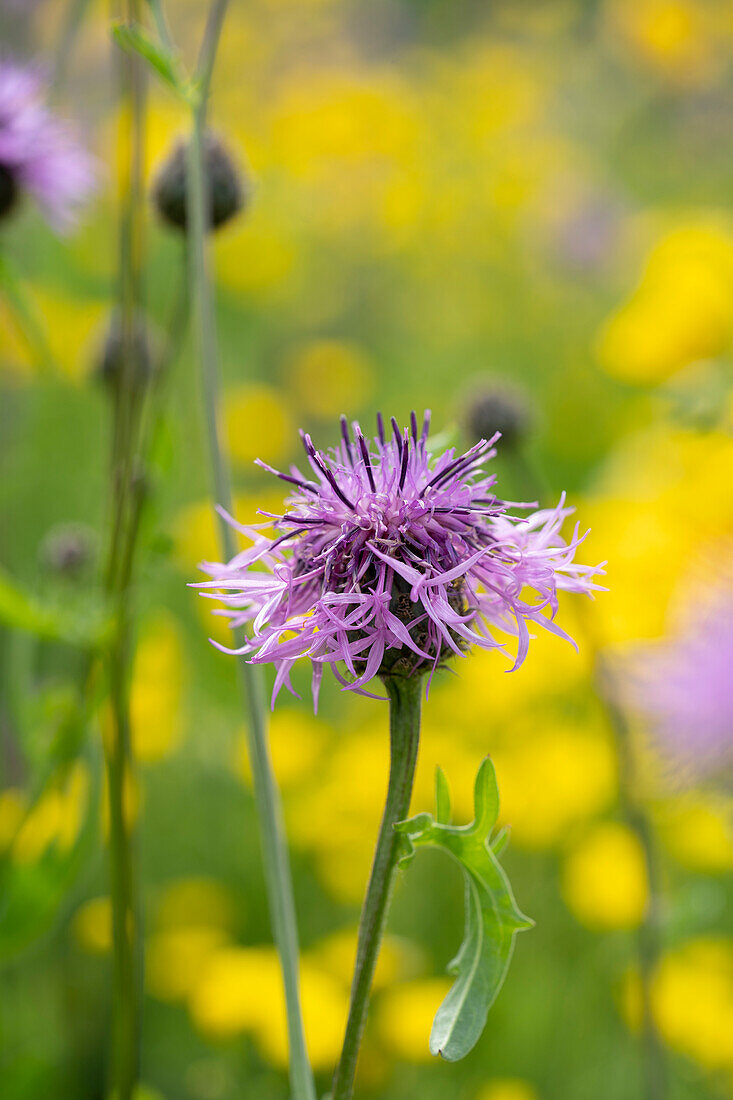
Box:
[1,1,732,1099]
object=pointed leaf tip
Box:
[435,766,451,824]
[471,756,500,837]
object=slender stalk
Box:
[185,6,315,1098]
[101,4,147,1097]
[597,661,668,1100]
[51,0,93,91]
[105,635,139,1100]
[509,455,667,1100]
[332,675,422,1100]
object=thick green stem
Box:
[332,675,423,1100]
[185,9,315,1097]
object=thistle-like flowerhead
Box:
[0,61,97,231]
[196,412,604,708]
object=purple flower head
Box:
[0,61,97,231]
[624,582,733,786]
[196,412,604,709]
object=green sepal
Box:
[395,758,533,1062]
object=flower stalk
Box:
[332,674,423,1100]
[597,661,668,1100]
[102,3,147,1097]
[184,5,315,1099]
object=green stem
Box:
[50,0,93,91]
[332,675,423,1100]
[597,660,668,1100]
[185,7,315,1098]
[101,5,147,1097]
[105,632,139,1100]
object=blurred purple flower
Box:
[626,586,733,783]
[0,61,97,231]
[196,412,604,707]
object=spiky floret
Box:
[195,412,603,708]
[0,61,96,230]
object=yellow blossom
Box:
[73,896,112,955]
[597,221,733,383]
[608,0,724,84]
[12,762,90,864]
[155,877,239,933]
[130,614,185,763]
[224,383,294,467]
[656,795,733,873]
[307,928,422,993]
[285,339,373,419]
[653,939,733,1069]
[562,822,648,930]
[288,727,387,902]
[148,927,230,1002]
[214,206,298,300]
[586,426,733,644]
[492,723,617,850]
[624,939,733,1071]
[375,978,452,1062]
[476,1080,540,1100]
[172,492,283,573]
[189,945,349,1071]
[235,709,328,790]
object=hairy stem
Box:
[332,675,422,1100]
[185,6,315,1098]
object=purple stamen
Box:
[399,428,410,489]
[357,429,377,493]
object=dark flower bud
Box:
[463,380,532,451]
[40,523,95,579]
[152,131,248,233]
[95,309,158,390]
[0,163,19,222]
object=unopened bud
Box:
[152,132,248,233]
[464,381,532,451]
[40,523,95,579]
[95,310,157,390]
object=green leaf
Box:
[111,21,192,101]
[396,757,533,1062]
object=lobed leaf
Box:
[396,758,533,1061]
